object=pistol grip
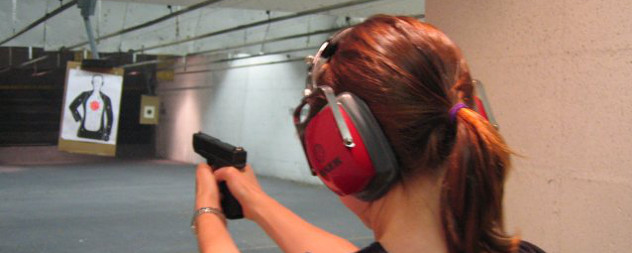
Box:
[218,181,244,219]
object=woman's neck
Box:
[369,174,448,253]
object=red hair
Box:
[317,15,517,253]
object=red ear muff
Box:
[302,92,399,201]
[474,97,489,120]
[473,80,499,128]
[304,104,375,196]
[297,33,398,201]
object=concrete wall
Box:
[426,1,632,252]
[156,53,321,184]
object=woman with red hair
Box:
[192,15,544,253]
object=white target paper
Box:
[60,69,123,145]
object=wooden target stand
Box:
[58,61,123,157]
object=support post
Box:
[78,0,99,59]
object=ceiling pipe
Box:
[178,57,305,75]
[8,11,419,71]
[119,10,424,70]
[129,0,381,53]
[161,46,321,71]
[9,0,225,69]
[173,57,305,75]
[19,55,49,68]
[78,0,100,59]
[154,58,305,91]
[65,0,225,50]
[119,26,344,69]
[121,59,163,69]
[176,57,304,75]
[0,0,78,46]
[192,27,340,56]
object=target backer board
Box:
[58,61,124,156]
[139,95,160,125]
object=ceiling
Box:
[105,0,424,17]
[0,0,424,56]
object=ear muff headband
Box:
[473,79,499,129]
[306,27,354,92]
[337,93,399,200]
[321,86,355,148]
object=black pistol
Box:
[193,132,247,219]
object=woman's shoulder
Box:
[355,242,387,253]
[518,240,546,253]
[355,241,546,253]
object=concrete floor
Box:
[0,160,373,253]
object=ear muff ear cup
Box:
[338,93,399,200]
[303,92,399,201]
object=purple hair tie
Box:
[449,103,468,122]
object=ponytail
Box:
[441,108,518,253]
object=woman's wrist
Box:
[196,209,226,226]
[195,211,234,251]
[195,193,221,210]
[249,193,278,223]
[191,206,226,234]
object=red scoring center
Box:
[90,101,100,111]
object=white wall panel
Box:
[156,52,320,184]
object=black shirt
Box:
[357,241,545,253]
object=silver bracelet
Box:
[190,207,226,234]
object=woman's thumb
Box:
[196,163,214,182]
[213,166,240,182]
